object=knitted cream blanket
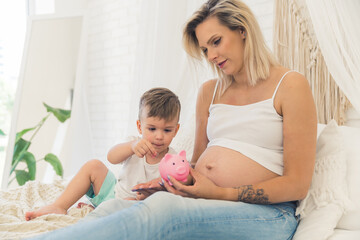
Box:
[0,180,93,240]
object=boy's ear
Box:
[174,123,180,135]
[136,120,142,134]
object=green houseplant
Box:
[4,103,71,186]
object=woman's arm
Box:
[190,80,215,167]
[258,71,317,203]
[166,73,317,204]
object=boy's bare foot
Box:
[25,204,67,221]
[124,197,137,201]
[77,202,95,209]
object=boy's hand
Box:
[131,139,157,158]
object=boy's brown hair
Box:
[138,88,181,122]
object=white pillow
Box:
[293,120,352,240]
[294,204,343,240]
[336,125,360,230]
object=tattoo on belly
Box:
[234,185,270,204]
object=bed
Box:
[0,121,359,240]
[0,180,93,239]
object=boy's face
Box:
[136,114,179,156]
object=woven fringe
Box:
[273,0,350,125]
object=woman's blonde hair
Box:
[183,0,278,96]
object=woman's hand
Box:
[163,168,223,199]
[131,177,166,200]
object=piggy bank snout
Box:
[176,165,187,175]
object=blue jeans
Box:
[29,191,299,240]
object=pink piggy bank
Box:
[159,150,190,185]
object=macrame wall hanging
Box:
[273,0,350,124]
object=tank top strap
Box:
[210,80,220,105]
[271,70,294,100]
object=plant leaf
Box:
[44,153,63,177]
[0,129,5,136]
[15,170,31,186]
[43,103,71,123]
[15,127,36,143]
[22,151,36,180]
[12,138,31,165]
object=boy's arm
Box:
[108,138,157,164]
[107,141,135,164]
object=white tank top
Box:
[206,71,293,175]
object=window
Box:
[0,1,27,184]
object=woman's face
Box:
[195,16,246,77]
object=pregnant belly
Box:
[195,146,279,188]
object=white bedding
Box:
[329,229,360,240]
[0,180,93,239]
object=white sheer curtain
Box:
[126,0,213,158]
[58,15,93,179]
[306,0,360,114]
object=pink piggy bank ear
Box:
[179,150,186,159]
[163,153,172,162]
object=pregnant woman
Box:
[29,0,317,239]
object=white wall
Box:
[85,0,141,162]
[29,0,87,15]
[55,0,88,15]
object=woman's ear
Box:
[239,27,247,39]
[136,120,142,134]
[240,30,247,39]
